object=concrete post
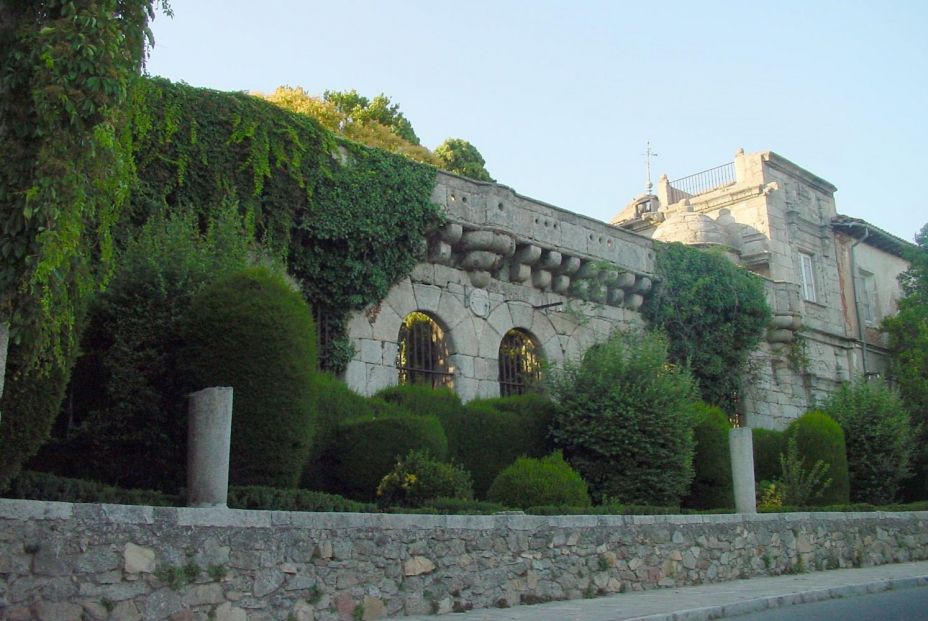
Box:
[729,427,757,514]
[187,386,233,508]
[0,322,8,425]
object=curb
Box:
[625,574,928,621]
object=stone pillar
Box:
[729,427,757,514]
[187,386,233,508]
[0,322,8,425]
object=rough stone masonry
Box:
[1,499,925,621]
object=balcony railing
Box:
[667,162,736,204]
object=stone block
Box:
[34,601,84,621]
[187,386,233,508]
[124,542,156,574]
[183,583,224,606]
[214,602,247,621]
[359,339,382,364]
[413,284,442,312]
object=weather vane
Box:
[643,141,658,194]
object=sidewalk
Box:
[402,561,928,621]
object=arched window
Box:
[397,312,452,388]
[498,329,542,396]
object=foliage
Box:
[525,503,681,516]
[683,402,734,509]
[323,89,420,144]
[0,0,167,357]
[4,470,177,506]
[883,222,928,500]
[376,449,473,508]
[181,266,317,488]
[751,428,785,484]
[486,452,590,509]
[757,481,784,510]
[434,138,494,182]
[131,77,441,371]
[442,394,555,498]
[822,380,914,504]
[384,497,509,515]
[549,330,697,505]
[301,373,374,490]
[0,0,167,488]
[642,242,771,413]
[261,86,439,166]
[227,485,375,513]
[777,436,833,507]
[374,384,465,419]
[28,206,258,491]
[327,412,449,500]
[783,411,849,505]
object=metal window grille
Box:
[397,312,453,388]
[498,329,542,397]
[313,306,335,370]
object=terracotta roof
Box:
[831,215,915,258]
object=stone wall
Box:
[2,499,926,621]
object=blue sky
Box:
[146,1,927,241]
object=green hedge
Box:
[822,381,914,504]
[4,471,178,506]
[327,412,448,500]
[784,411,850,506]
[752,428,785,484]
[227,486,375,513]
[487,452,590,509]
[374,384,465,419]
[182,266,317,488]
[683,403,734,510]
[443,393,555,497]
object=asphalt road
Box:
[732,586,928,620]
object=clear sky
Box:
[146,1,927,242]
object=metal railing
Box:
[667,162,736,204]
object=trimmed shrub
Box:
[4,471,178,506]
[327,413,448,500]
[301,373,375,491]
[486,452,591,509]
[374,384,465,419]
[25,206,258,492]
[443,393,555,498]
[0,352,72,491]
[822,380,914,504]
[783,411,849,505]
[227,486,375,513]
[182,266,317,488]
[683,403,734,509]
[385,497,508,515]
[752,428,785,485]
[550,330,697,505]
[376,449,473,508]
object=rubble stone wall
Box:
[2,499,926,621]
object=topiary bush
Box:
[443,393,555,498]
[783,411,849,506]
[822,380,914,505]
[486,452,590,509]
[374,384,465,419]
[181,266,317,489]
[752,428,785,485]
[4,471,179,506]
[227,485,375,513]
[683,403,734,510]
[550,330,697,505]
[376,449,473,508]
[327,411,448,501]
[301,373,375,491]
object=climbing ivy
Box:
[642,242,771,414]
[129,78,442,368]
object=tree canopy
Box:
[434,138,494,182]
[883,222,928,500]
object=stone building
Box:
[343,149,913,429]
[612,149,912,428]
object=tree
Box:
[884,222,928,500]
[434,138,494,182]
[323,89,419,144]
[0,0,168,488]
[549,330,697,506]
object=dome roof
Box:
[652,209,730,247]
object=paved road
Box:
[402,561,928,621]
[733,586,928,620]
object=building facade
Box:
[343,149,912,429]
